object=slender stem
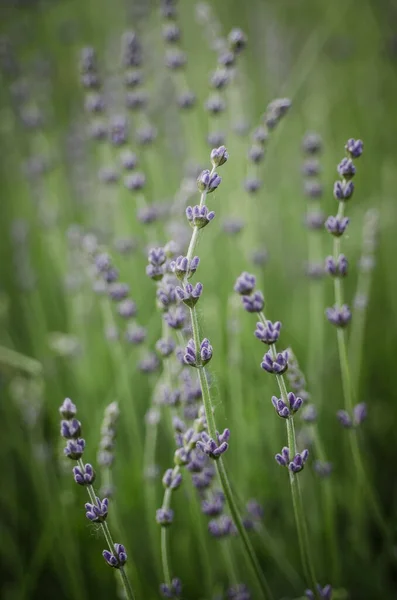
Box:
[258,312,319,595]
[77,460,136,600]
[331,197,393,552]
[161,526,172,588]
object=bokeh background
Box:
[1,1,397,599]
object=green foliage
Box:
[1,1,397,599]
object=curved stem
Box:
[257,312,319,595]
[77,459,136,600]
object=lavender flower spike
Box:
[196,429,230,459]
[210,145,229,167]
[271,392,303,419]
[254,320,281,344]
[353,402,367,425]
[184,338,213,367]
[261,349,289,374]
[171,255,200,280]
[176,282,203,308]
[325,304,351,328]
[186,205,215,229]
[305,584,332,599]
[102,543,127,568]
[64,438,86,460]
[73,463,96,485]
[197,169,222,193]
[325,254,348,277]
[160,577,182,598]
[325,215,350,237]
[275,446,309,473]
[345,138,364,158]
[85,497,109,522]
[242,291,264,313]
[156,508,174,526]
[234,271,256,295]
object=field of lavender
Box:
[1,1,397,599]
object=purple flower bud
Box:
[117,298,137,318]
[162,22,181,43]
[242,291,264,313]
[304,180,323,199]
[289,450,309,473]
[325,215,350,237]
[302,159,321,177]
[325,254,348,277]
[162,468,183,490]
[228,28,247,53]
[109,115,128,146]
[124,69,142,88]
[301,404,317,423]
[210,145,229,167]
[227,583,251,600]
[61,418,82,439]
[325,304,351,328]
[160,577,182,598]
[103,267,119,283]
[261,350,289,375]
[210,68,229,89]
[138,353,160,374]
[186,204,215,229]
[165,49,187,70]
[246,500,264,520]
[201,491,225,516]
[302,132,322,155]
[345,138,363,159]
[208,515,237,538]
[177,91,196,110]
[156,337,176,358]
[333,180,354,200]
[304,211,326,230]
[95,253,112,273]
[248,145,265,164]
[175,282,203,308]
[124,172,146,191]
[275,446,290,466]
[164,306,186,330]
[244,177,262,194]
[102,543,127,568]
[218,50,236,67]
[336,409,353,428]
[196,430,229,459]
[353,402,367,426]
[313,461,333,478]
[156,508,174,526]
[108,282,130,301]
[205,95,226,115]
[337,157,356,180]
[122,31,142,67]
[125,324,146,345]
[120,150,138,170]
[73,463,96,485]
[252,125,269,145]
[136,125,157,146]
[305,584,332,599]
[170,255,200,280]
[197,169,222,193]
[207,131,226,147]
[234,272,256,295]
[59,398,77,419]
[254,320,281,344]
[85,497,108,522]
[125,90,149,111]
[64,438,85,460]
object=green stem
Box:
[258,311,319,594]
[77,460,136,600]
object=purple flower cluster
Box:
[59,398,127,570]
[183,337,213,367]
[275,446,309,474]
[196,429,230,459]
[337,403,367,428]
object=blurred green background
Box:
[1,0,397,599]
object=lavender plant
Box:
[59,398,135,599]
